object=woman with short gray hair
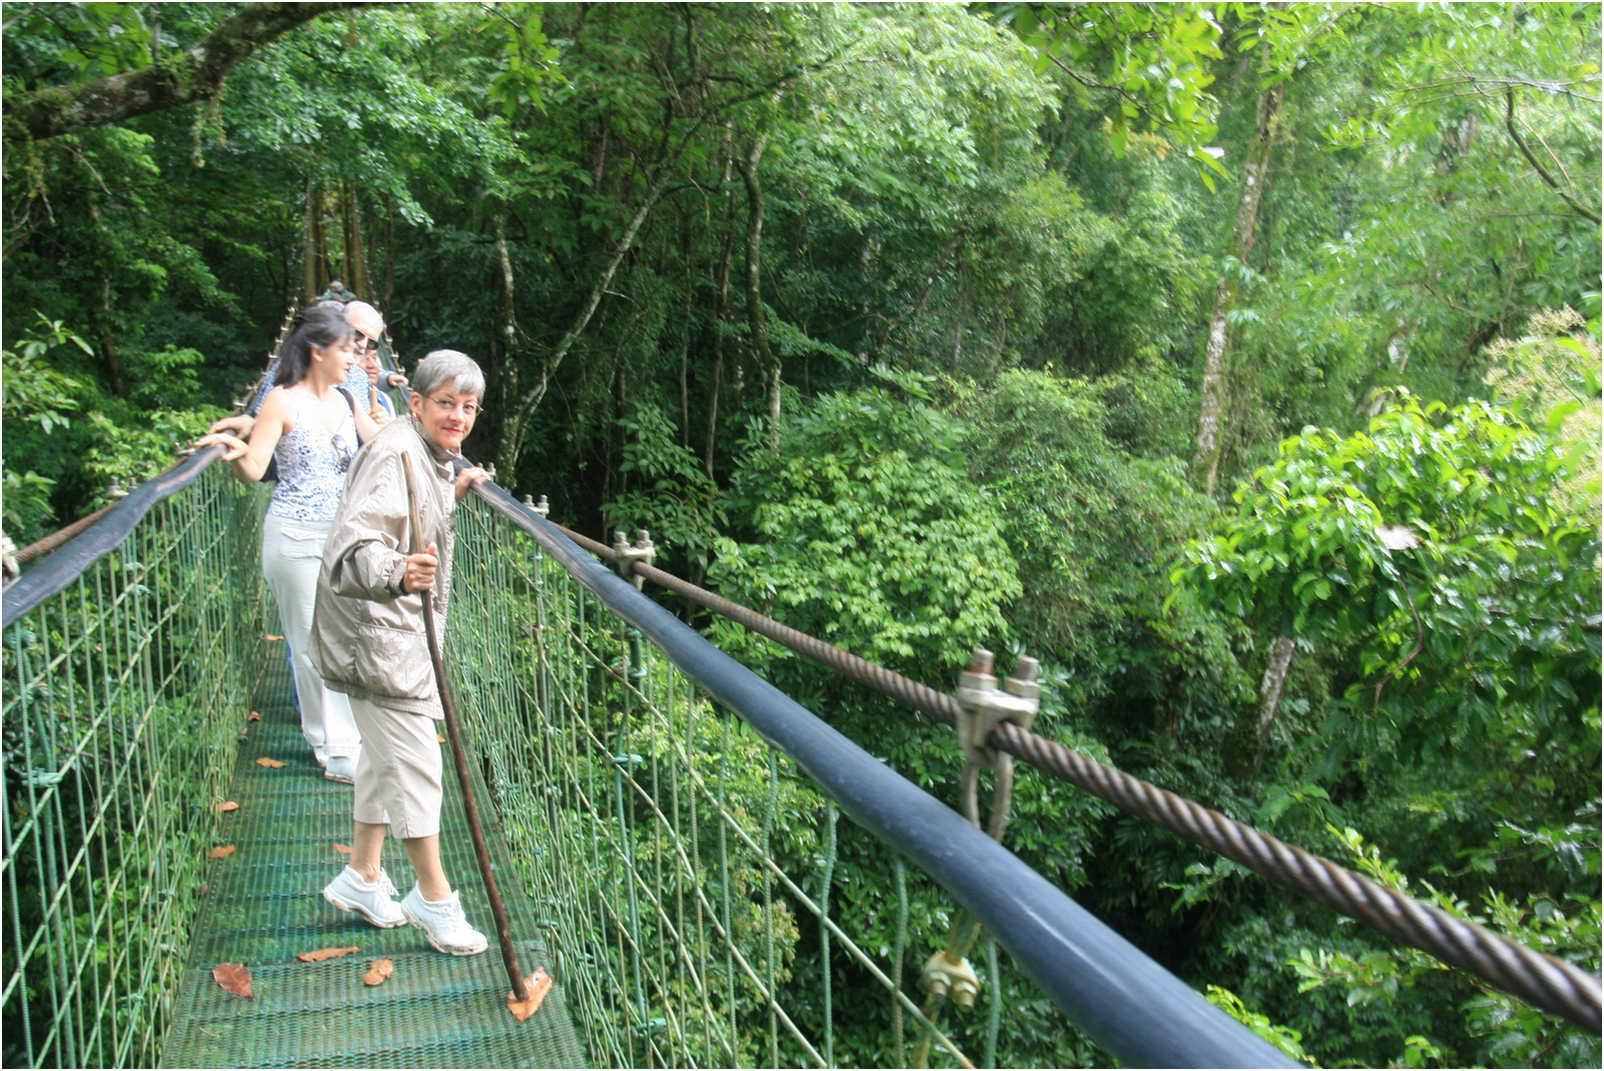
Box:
[310,349,494,955]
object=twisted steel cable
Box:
[561,520,1601,1031]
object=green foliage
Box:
[1174,391,1600,771]
[2,316,89,541]
[713,378,1019,673]
[953,370,1230,719]
[1286,826,1602,1069]
[999,3,1226,179]
[1481,306,1602,519]
[1204,984,1311,1064]
[3,2,1599,1063]
[603,402,727,578]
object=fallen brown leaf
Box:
[437,733,446,743]
[296,946,360,963]
[246,710,262,722]
[255,757,286,768]
[212,962,254,999]
[264,634,284,642]
[208,844,237,859]
[507,967,553,1022]
[362,958,395,986]
[332,843,352,854]
[215,800,239,814]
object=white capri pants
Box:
[260,513,361,760]
[350,696,444,839]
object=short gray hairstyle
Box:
[411,349,485,400]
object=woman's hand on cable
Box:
[209,413,255,438]
[192,431,249,461]
[453,466,489,502]
[401,544,439,593]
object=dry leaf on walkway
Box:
[507,967,553,1022]
[212,962,254,999]
[215,800,239,814]
[208,844,236,859]
[437,733,446,743]
[264,634,283,642]
[246,710,262,722]
[332,843,352,854]
[256,757,286,768]
[363,959,395,986]
[296,946,360,963]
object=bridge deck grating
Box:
[159,642,587,1069]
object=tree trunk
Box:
[308,182,331,293]
[97,276,126,398]
[678,218,693,448]
[302,177,320,303]
[854,236,878,364]
[383,194,396,312]
[340,181,355,289]
[496,169,673,484]
[704,130,736,478]
[1254,634,1296,767]
[491,211,523,477]
[736,134,777,447]
[1192,80,1284,497]
[6,3,347,142]
[347,182,369,299]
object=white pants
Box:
[260,514,361,759]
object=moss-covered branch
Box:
[5,3,351,142]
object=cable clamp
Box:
[521,493,550,517]
[611,529,655,590]
[920,949,981,1011]
[954,648,1039,770]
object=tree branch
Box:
[6,2,352,142]
[1504,85,1601,224]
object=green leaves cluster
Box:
[712,379,1018,674]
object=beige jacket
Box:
[310,416,458,718]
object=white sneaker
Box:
[324,753,358,784]
[322,866,405,928]
[401,886,488,956]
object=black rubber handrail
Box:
[2,446,225,624]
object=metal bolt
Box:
[1004,656,1041,701]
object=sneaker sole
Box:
[323,770,355,785]
[323,887,406,929]
[402,908,489,956]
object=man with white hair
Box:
[211,299,399,438]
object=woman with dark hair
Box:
[194,304,381,782]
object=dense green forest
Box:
[3,3,1599,1066]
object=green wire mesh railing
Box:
[2,466,266,1069]
[449,499,990,1069]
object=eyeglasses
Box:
[426,395,482,419]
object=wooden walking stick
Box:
[400,452,550,1020]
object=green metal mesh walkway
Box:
[158,642,586,1069]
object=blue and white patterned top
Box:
[267,392,358,522]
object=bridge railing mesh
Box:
[450,493,1293,1069]
[451,499,980,1068]
[1,468,266,1068]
